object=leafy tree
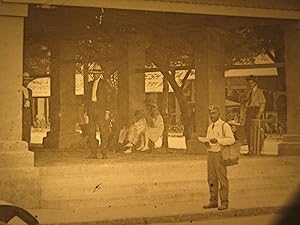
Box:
[145,29,195,140]
[145,22,285,140]
[23,43,51,77]
[225,24,285,89]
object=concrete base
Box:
[0,140,41,208]
[186,140,207,155]
[261,139,281,155]
[282,134,300,142]
[43,130,82,149]
[0,167,41,208]
[278,134,300,155]
[278,142,300,155]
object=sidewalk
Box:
[10,156,300,225]
[13,202,285,225]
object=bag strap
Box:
[222,122,233,139]
[222,122,226,138]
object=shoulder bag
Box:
[221,123,241,166]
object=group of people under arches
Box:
[77,98,165,156]
[118,101,164,153]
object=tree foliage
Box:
[225,24,284,65]
[24,43,51,77]
[145,29,195,138]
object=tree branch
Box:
[265,48,276,62]
[180,69,192,90]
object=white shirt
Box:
[205,119,235,152]
[247,86,266,111]
[22,85,31,108]
[22,85,29,99]
[92,78,101,102]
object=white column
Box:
[0,2,40,208]
[0,16,23,141]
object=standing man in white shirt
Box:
[202,105,235,210]
[245,75,266,155]
[85,64,109,159]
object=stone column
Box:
[118,33,146,124]
[279,21,300,155]
[117,35,130,125]
[284,21,300,134]
[194,29,226,136]
[128,34,146,119]
[0,2,40,208]
[43,40,81,148]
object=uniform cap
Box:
[208,105,220,113]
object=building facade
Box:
[0,0,299,207]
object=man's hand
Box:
[210,138,218,144]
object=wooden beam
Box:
[0,1,28,17]
[138,65,193,73]
[3,0,300,20]
[225,63,285,70]
[139,63,285,73]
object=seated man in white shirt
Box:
[202,105,235,210]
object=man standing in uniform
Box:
[245,75,266,156]
[22,72,33,144]
[202,105,235,210]
[85,64,109,159]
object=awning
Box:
[225,67,278,78]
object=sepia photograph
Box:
[0,0,299,225]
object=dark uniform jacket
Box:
[85,79,110,116]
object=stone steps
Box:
[278,142,300,155]
[282,134,300,142]
[38,156,299,176]
[40,184,296,210]
[40,175,298,199]
[0,150,34,168]
[38,157,300,210]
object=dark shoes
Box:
[244,152,254,157]
[203,202,228,210]
[203,202,218,209]
[218,202,228,210]
[86,154,97,159]
[86,154,108,159]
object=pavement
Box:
[8,154,300,225]
[152,214,280,225]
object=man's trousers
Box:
[245,107,259,154]
[207,151,228,205]
[88,103,109,157]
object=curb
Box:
[42,206,283,225]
